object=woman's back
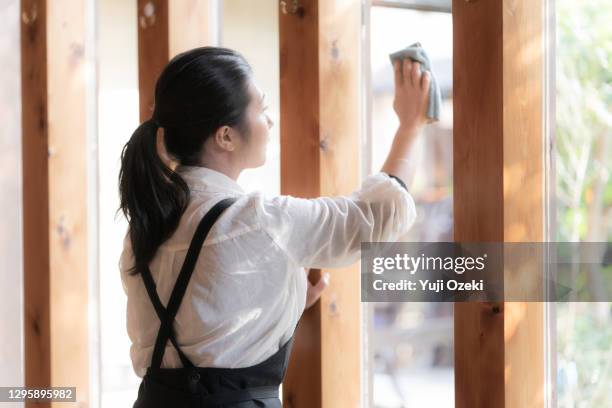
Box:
[120,164,416,378]
[120,165,305,378]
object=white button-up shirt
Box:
[120,165,417,377]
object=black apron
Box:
[132,197,297,408]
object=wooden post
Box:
[279,0,362,407]
[453,0,545,407]
[21,0,90,406]
[137,0,213,121]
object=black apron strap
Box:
[145,197,238,370]
[141,265,194,368]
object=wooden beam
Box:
[21,0,51,401]
[279,2,321,406]
[453,0,545,407]
[279,0,361,407]
[137,0,213,121]
[21,0,90,406]
[502,0,545,406]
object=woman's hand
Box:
[305,269,330,309]
[380,58,430,187]
[392,58,430,133]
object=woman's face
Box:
[236,78,274,169]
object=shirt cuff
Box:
[384,172,408,191]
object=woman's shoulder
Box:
[177,192,266,246]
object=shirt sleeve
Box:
[252,171,417,269]
[385,173,408,191]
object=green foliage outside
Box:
[555,0,611,406]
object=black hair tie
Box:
[149,115,161,129]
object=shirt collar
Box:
[175,165,246,195]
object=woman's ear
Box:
[214,125,236,152]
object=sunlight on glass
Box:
[554,0,612,406]
[367,5,453,407]
[98,0,140,406]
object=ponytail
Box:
[118,118,190,276]
[117,46,253,277]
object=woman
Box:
[118,46,429,407]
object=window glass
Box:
[365,4,454,407]
[221,0,280,196]
[98,0,140,406]
[0,0,24,393]
[552,0,612,406]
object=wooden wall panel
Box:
[280,1,361,407]
[502,0,545,407]
[318,1,361,407]
[453,0,545,407]
[137,0,169,121]
[453,1,505,406]
[279,1,321,407]
[21,0,90,406]
[21,0,51,401]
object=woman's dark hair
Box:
[118,46,253,276]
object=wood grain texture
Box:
[279,2,322,406]
[21,0,90,406]
[453,0,545,407]
[280,0,361,407]
[318,1,361,407]
[137,0,169,121]
[21,0,52,403]
[502,0,545,407]
[453,1,505,406]
[47,0,89,403]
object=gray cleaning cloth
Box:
[389,42,442,122]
